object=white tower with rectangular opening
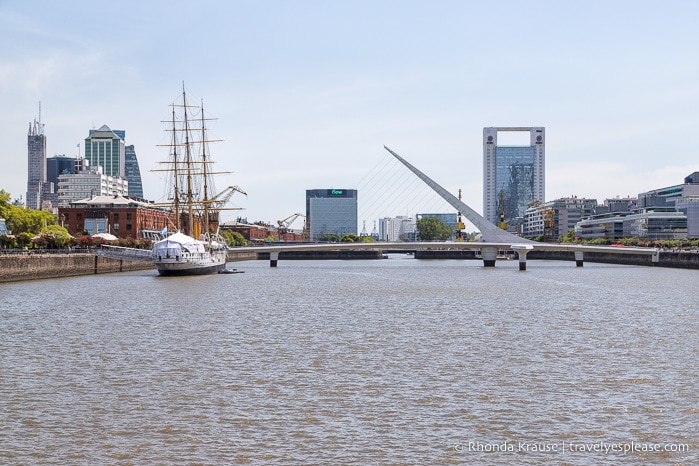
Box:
[483,127,545,226]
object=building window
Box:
[63,213,69,221]
[114,213,119,221]
[126,224,132,230]
[126,213,132,220]
[114,223,119,231]
[77,213,82,220]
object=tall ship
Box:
[152,85,245,276]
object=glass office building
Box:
[85,125,125,178]
[124,145,143,198]
[85,127,143,198]
[483,127,545,227]
[47,156,77,188]
[306,189,358,241]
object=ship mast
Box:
[181,85,195,236]
[200,99,210,235]
[153,84,245,236]
[171,106,181,231]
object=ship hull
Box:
[152,232,228,276]
[154,260,226,276]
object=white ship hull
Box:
[152,232,228,276]
[154,252,227,276]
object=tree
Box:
[341,234,359,243]
[416,217,452,241]
[559,229,578,244]
[16,232,32,249]
[220,229,247,246]
[39,224,72,248]
[0,189,57,235]
[0,234,15,248]
[319,233,340,243]
[0,189,11,211]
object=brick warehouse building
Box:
[58,195,216,240]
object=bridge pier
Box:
[575,251,584,267]
[270,252,279,267]
[512,244,533,271]
[517,251,528,271]
[481,247,498,267]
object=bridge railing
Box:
[97,245,154,262]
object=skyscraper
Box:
[84,126,143,198]
[483,127,545,227]
[85,125,125,178]
[124,144,144,198]
[306,189,358,240]
[26,116,48,210]
[47,155,77,188]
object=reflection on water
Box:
[1,258,697,464]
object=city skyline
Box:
[2,1,698,226]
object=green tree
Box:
[0,189,57,235]
[341,234,359,243]
[220,230,248,246]
[559,229,578,244]
[231,231,247,246]
[39,224,72,248]
[416,217,452,241]
[359,235,376,243]
[319,233,340,243]
[0,189,11,211]
[2,205,56,235]
[0,234,16,248]
[619,237,640,246]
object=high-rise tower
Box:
[85,125,125,178]
[26,109,48,210]
[483,127,545,227]
[124,144,144,198]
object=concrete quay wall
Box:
[0,253,154,283]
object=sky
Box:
[1,0,698,229]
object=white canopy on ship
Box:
[153,232,206,257]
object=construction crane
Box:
[204,185,247,210]
[497,189,509,231]
[455,189,466,241]
[200,185,247,226]
[277,213,306,238]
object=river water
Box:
[1,257,696,465]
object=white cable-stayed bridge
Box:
[231,146,659,271]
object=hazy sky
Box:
[1,0,698,227]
